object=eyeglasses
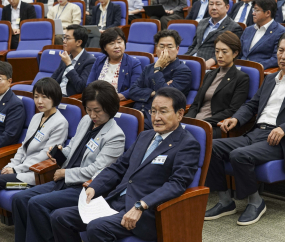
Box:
[62,37,75,42]
[252,8,262,13]
[148,110,170,116]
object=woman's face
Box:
[104,36,125,62]
[215,41,238,68]
[86,100,110,127]
[34,90,54,113]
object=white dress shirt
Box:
[98,1,109,29]
[11,0,21,29]
[60,48,84,95]
[234,1,252,24]
[195,0,208,22]
[250,19,274,50]
[282,3,285,22]
[257,71,285,126]
[128,0,144,13]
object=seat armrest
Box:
[120,25,130,41]
[0,50,10,61]
[183,6,190,18]
[29,159,59,174]
[0,144,21,168]
[83,179,92,187]
[210,64,218,70]
[10,80,33,87]
[184,104,191,114]
[70,94,82,100]
[264,67,279,75]
[120,99,135,107]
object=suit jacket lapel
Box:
[0,89,12,113]
[106,3,113,26]
[74,50,86,71]
[198,20,210,45]
[117,54,127,92]
[213,65,237,96]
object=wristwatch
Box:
[134,201,146,211]
[154,66,163,72]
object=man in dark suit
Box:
[52,25,96,97]
[204,33,285,226]
[229,0,254,26]
[1,0,36,49]
[50,87,200,242]
[84,0,96,25]
[274,0,285,23]
[185,0,243,69]
[0,61,25,147]
[185,0,210,21]
[129,29,192,130]
[240,0,285,70]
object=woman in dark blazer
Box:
[185,31,250,138]
[86,27,142,100]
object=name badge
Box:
[34,131,44,142]
[86,138,98,152]
[16,18,20,24]
[151,155,167,165]
[0,113,6,123]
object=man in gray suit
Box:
[185,0,243,69]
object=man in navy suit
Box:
[0,61,25,147]
[52,24,96,97]
[239,0,285,70]
[275,0,285,23]
[205,34,285,226]
[185,0,210,21]
[129,29,192,130]
[50,87,200,242]
[229,0,254,26]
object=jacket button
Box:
[141,109,144,111]
[129,180,132,184]
[142,105,144,107]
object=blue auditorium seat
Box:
[142,0,148,5]
[113,0,127,25]
[167,20,197,55]
[125,51,154,70]
[229,0,233,12]
[0,21,11,51]
[32,3,44,19]
[125,19,161,54]
[0,7,3,21]
[11,49,62,92]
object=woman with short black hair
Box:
[86,27,142,101]
[1,77,68,187]
[12,80,126,242]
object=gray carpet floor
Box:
[1,192,285,242]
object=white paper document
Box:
[78,188,118,224]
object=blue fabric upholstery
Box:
[0,22,9,51]
[186,0,190,6]
[114,112,138,151]
[87,51,104,59]
[126,22,158,53]
[0,190,22,212]
[34,4,43,19]
[168,23,197,55]
[142,0,148,5]
[229,0,233,12]
[0,8,2,20]
[128,55,151,71]
[113,1,127,25]
[236,65,260,101]
[180,59,202,105]
[73,2,84,25]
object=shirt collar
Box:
[0,88,10,102]
[275,71,285,84]
[11,0,21,10]
[201,0,208,3]
[71,48,84,62]
[99,1,109,11]
[243,1,252,6]
[254,18,274,30]
[154,131,173,141]
[209,14,227,27]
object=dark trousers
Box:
[51,195,134,242]
[206,128,284,199]
[128,13,142,24]
[12,181,82,242]
[0,172,21,189]
[11,34,20,49]
[150,12,184,29]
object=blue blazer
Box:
[233,72,285,162]
[129,58,192,129]
[275,0,285,23]
[229,1,254,26]
[91,2,121,29]
[51,50,96,96]
[240,20,285,70]
[86,53,142,99]
[185,0,209,20]
[0,89,26,148]
[89,125,200,241]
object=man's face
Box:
[63,30,81,52]
[8,0,19,8]
[0,74,11,96]
[252,4,269,25]
[151,96,184,134]
[277,39,285,73]
[156,36,179,62]
[58,0,68,6]
[208,0,229,21]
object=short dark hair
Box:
[154,87,186,112]
[214,31,241,60]
[99,27,126,56]
[66,24,88,48]
[0,61,12,79]
[221,0,229,5]
[154,29,182,47]
[33,78,62,107]
[252,0,277,18]
[278,33,285,48]
[82,80,120,118]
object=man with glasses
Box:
[239,0,285,70]
[184,0,243,70]
[0,61,25,147]
[51,24,96,97]
[50,86,200,242]
[129,29,192,130]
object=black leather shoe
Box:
[237,199,266,226]
[204,201,237,220]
